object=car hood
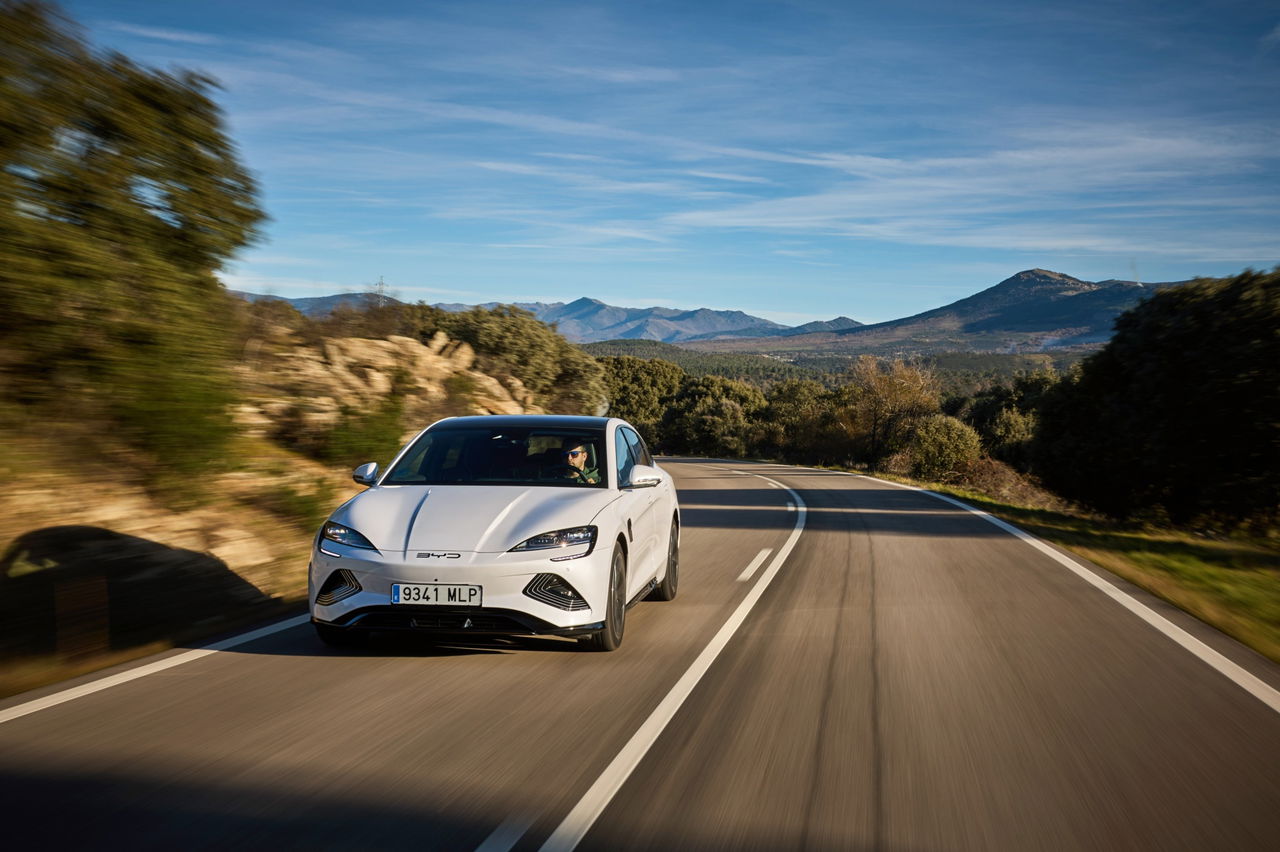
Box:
[332,485,620,553]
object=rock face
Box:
[237,331,543,442]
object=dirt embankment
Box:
[0,331,538,697]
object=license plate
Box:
[391,583,482,606]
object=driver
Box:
[563,443,601,484]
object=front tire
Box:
[581,545,626,651]
[650,519,679,601]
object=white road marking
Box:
[535,474,806,852]
[0,614,311,726]
[736,548,773,583]
[786,501,795,512]
[475,814,535,852]
[854,473,1280,715]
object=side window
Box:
[622,427,651,467]
[614,429,636,485]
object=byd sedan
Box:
[309,415,679,651]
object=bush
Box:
[909,415,982,481]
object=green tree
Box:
[0,1,264,480]
[597,355,685,439]
[660,375,766,457]
[758,379,830,463]
[1033,270,1280,526]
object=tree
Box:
[659,375,766,457]
[833,356,941,466]
[1032,269,1280,526]
[758,379,830,463]
[0,1,264,480]
[597,355,685,440]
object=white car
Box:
[309,415,679,651]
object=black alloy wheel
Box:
[582,545,626,651]
[650,518,679,601]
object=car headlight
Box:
[321,521,378,551]
[510,526,597,560]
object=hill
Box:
[685,269,1191,356]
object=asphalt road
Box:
[1,460,1278,851]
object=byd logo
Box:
[416,552,461,559]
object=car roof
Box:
[428,414,614,431]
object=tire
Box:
[314,622,368,648]
[581,545,626,651]
[649,518,679,601]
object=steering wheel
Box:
[554,464,589,483]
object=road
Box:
[1,460,1278,850]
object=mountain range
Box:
[684,269,1189,356]
[232,268,1190,354]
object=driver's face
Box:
[565,446,587,469]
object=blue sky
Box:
[66,0,1280,324]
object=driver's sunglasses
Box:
[564,450,585,458]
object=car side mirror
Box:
[625,464,661,489]
[352,462,379,486]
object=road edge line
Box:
[535,475,806,852]
[0,614,311,726]
[855,473,1280,715]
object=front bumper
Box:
[312,607,604,637]
[308,538,609,633]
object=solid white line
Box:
[537,475,807,852]
[786,501,795,512]
[0,614,311,726]
[857,474,1280,715]
[736,548,773,583]
[475,814,535,852]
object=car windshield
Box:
[382,426,608,488]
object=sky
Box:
[63,0,1280,324]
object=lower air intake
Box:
[316,569,361,606]
[523,573,590,611]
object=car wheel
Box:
[314,622,368,648]
[649,518,679,601]
[581,545,626,651]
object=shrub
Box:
[909,415,982,481]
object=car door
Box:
[613,426,657,598]
[616,425,661,587]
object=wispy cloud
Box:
[105,22,220,45]
[551,65,681,83]
[686,171,773,184]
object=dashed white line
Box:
[534,475,806,852]
[736,548,773,583]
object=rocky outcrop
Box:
[236,331,543,442]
